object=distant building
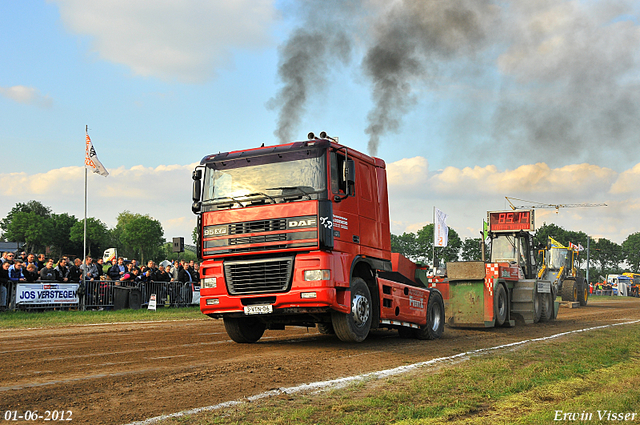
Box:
[0,241,24,252]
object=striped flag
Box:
[85,134,109,177]
[434,208,449,247]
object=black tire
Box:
[415,290,445,340]
[577,279,588,306]
[331,278,372,343]
[223,316,266,343]
[533,292,543,323]
[494,284,508,326]
[317,323,335,335]
[540,290,555,322]
[561,278,578,302]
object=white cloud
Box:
[0,163,198,240]
[0,85,53,107]
[386,157,640,243]
[51,0,277,83]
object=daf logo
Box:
[288,218,316,228]
[203,226,228,236]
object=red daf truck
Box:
[192,133,445,343]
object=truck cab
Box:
[192,135,444,343]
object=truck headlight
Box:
[304,270,330,281]
[202,277,217,288]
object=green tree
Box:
[591,238,623,276]
[461,238,486,261]
[70,218,109,258]
[416,224,461,266]
[118,212,164,263]
[390,232,420,261]
[49,213,80,259]
[3,211,52,253]
[622,232,640,273]
[1,201,52,250]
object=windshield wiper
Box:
[201,196,245,208]
[266,186,317,199]
[243,192,277,204]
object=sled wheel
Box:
[494,284,507,326]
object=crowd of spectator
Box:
[0,250,201,310]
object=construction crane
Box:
[505,197,607,213]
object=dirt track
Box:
[2,298,640,425]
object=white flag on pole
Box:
[434,207,449,247]
[85,134,109,177]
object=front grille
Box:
[224,257,294,295]
[230,234,287,245]
[229,219,286,235]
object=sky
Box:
[1,0,640,247]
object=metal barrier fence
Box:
[3,280,199,311]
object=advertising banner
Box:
[16,283,80,305]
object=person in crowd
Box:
[130,259,140,273]
[23,263,39,282]
[108,257,127,281]
[141,261,157,282]
[80,257,100,281]
[178,260,193,283]
[39,258,57,281]
[192,262,201,284]
[19,251,27,261]
[55,258,70,282]
[0,261,10,310]
[170,261,181,282]
[154,264,171,282]
[37,254,46,271]
[95,258,106,277]
[0,252,8,264]
[68,258,83,282]
[120,267,141,283]
[24,253,37,270]
[187,260,195,274]
[8,260,26,282]
[2,252,15,265]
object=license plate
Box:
[537,281,551,294]
[244,304,273,315]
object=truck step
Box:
[559,301,580,308]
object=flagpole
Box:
[432,206,436,269]
[83,125,88,311]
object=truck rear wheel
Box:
[562,278,578,302]
[494,284,507,326]
[415,290,445,340]
[332,278,372,343]
[223,316,266,343]
[577,279,588,306]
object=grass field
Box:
[0,306,205,329]
[161,322,640,425]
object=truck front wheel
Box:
[332,278,372,343]
[223,316,266,343]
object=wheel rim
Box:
[573,287,578,300]
[430,302,442,331]
[352,294,370,327]
[498,293,506,318]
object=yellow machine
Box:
[537,238,588,306]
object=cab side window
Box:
[331,152,347,194]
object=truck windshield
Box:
[491,235,517,263]
[202,150,327,208]
[547,248,569,269]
